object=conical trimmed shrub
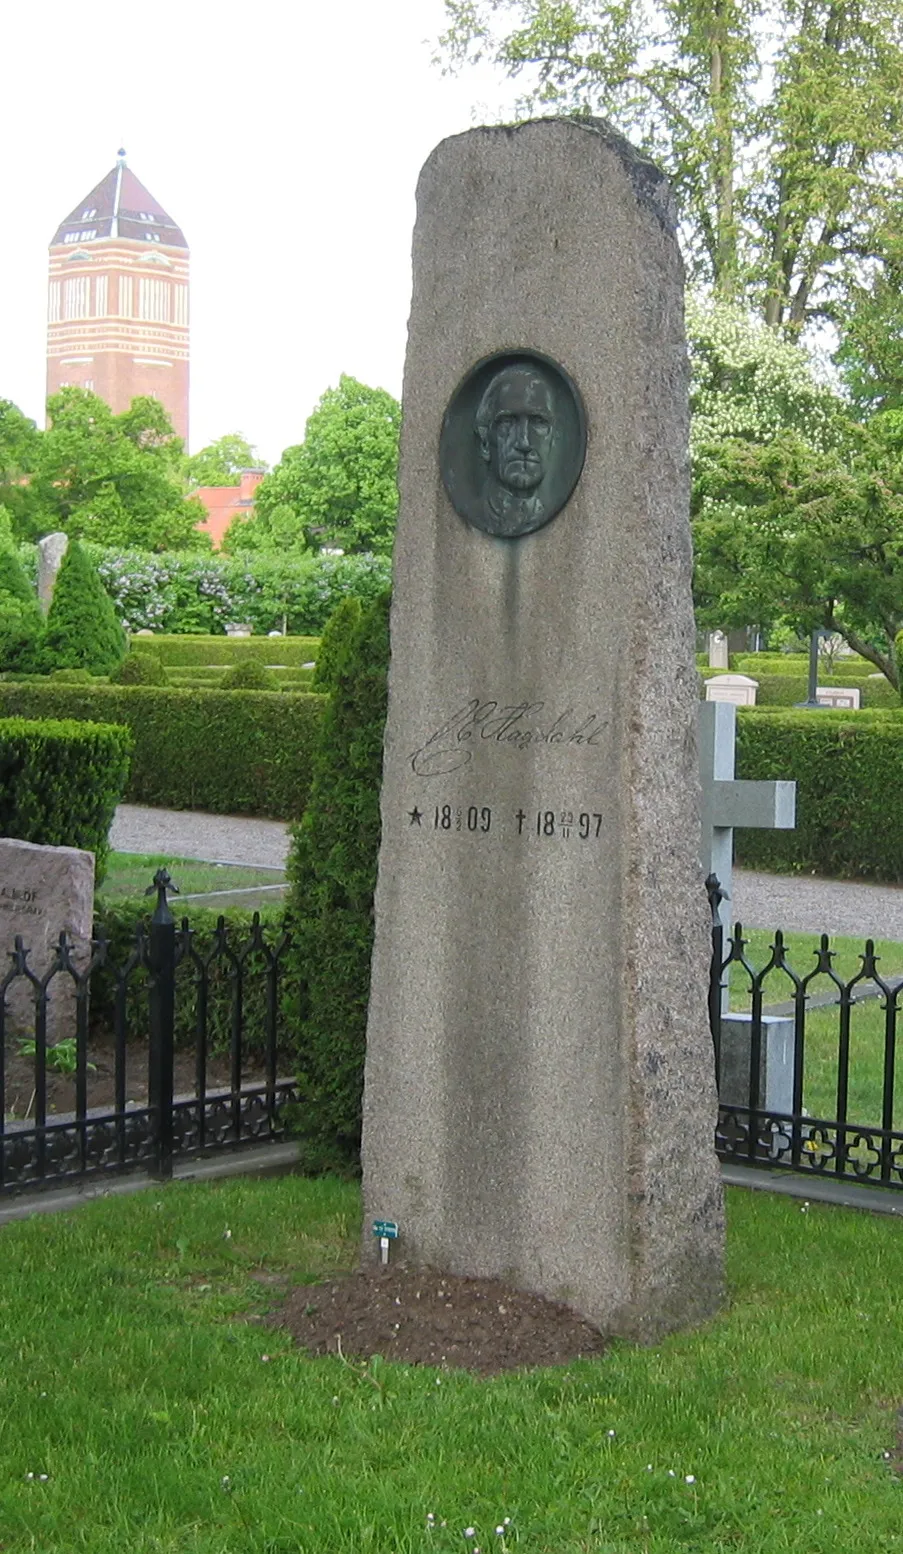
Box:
[311,595,362,692]
[0,545,43,673]
[40,539,126,675]
[285,588,390,1172]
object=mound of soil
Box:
[264,1264,608,1376]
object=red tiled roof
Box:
[50,155,188,249]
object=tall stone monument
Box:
[361,119,724,1340]
[37,532,68,614]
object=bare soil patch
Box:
[2,1035,274,1120]
[264,1264,608,1376]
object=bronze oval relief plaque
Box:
[439,351,587,539]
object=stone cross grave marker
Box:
[361,118,725,1341]
[698,700,797,1113]
[0,838,94,1044]
[698,700,796,943]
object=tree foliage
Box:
[184,433,264,489]
[692,416,903,689]
[0,544,43,673]
[438,0,903,341]
[0,400,42,538]
[246,376,401,554]
[32,390,209,551]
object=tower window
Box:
[81,208,97,219]
[144,232,161,242]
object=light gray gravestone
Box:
[36,532,69,615]
[361,118,725,1340]
[698,701,796,946]
[0,838,94,1043]
[707,631,730,670]
[698,700,797,1117]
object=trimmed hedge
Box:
[166,666,315,688]
[130,634,319,667]
[0,717,132,881]
[735,708,903,880]
[92,899,286,1055]
[0,684,324,819]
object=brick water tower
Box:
[46,151,189,442]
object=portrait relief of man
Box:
[474,364,558,537]
[439,350,585,537]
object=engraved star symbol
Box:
[408,806,423,826]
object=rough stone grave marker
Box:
[37,532,68,615]
[361,118,725,1340]
[0,838,93,1043]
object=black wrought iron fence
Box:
[0,869,299,1197]
[4,866,902,1200]
[707,875,903,1191]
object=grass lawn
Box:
[724,928,903,1129]
[98,852,287,904]
[0,1178,900,1553]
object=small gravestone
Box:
[816,685,860,709]
[361,118,724,1340]
[37,532,69,615]
[708,631,729,670]
[0,839,94,1043]
[705,673,758,706]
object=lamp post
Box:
[794,628,828,709]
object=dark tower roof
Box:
[50,152,188,249]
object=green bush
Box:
[164,665,314,689]
[285,590,390,1172]
[0,717,132,881]
[311,596,362,692]
[0,683,324,819]
[129,634,319,667]
[41,540,126,676]
[0,546,43,673]
[92,898,287,1056]
[50,667,93,684]
[735,708,903,879]
[111,651,168,686]
[220,658,279,691]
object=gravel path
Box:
[110,805,903,941]
[733,869,903,941]
[110,804,290,871]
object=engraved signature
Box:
[410,699,607,777]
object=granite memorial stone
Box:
[361,118,725,1340]
[0,838,94,1043]
[37,532,69,615]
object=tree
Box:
[222,501,306,555]
[41,539,127,675]
[34,390,209,551]
[0,545,43,673]
[0,400,42,539]
[438,0,903,338]
[688,298,846,457]
[184,433,264,489]
[691,417,903,689]
[248,376,401,554]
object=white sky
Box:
[0,0,517,466]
